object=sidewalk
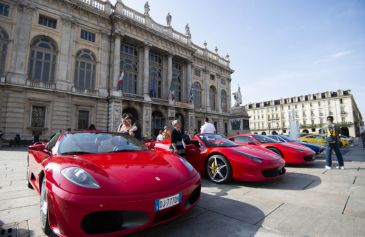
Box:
[343,145,365,162]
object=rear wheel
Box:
[268,147,283,157]
[40,178,52,235]
[206,155,232,184]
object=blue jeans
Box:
[325,142,344,167]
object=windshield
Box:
[58,132,148,155]
[280,136,296,142]
[199,134,239,148]
[253,135,279,144]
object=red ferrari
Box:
[27,131,201,237]
[228,134,316,165]
[153,133,286,183]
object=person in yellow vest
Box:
[323,116,344,170]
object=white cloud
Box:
[314,50,353,64]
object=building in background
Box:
[0,0,234,141]
[244,89,363,137]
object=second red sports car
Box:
[27,131,201,237]
[153,133,286,183]
[229,134,316,165]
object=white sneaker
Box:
[336,166,345,170]
[325,166,332,170]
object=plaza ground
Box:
[0,144,364,237]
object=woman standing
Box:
[171,120,185,157]
[117,113,138,137]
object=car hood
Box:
[230,145,282,161]
[56,151,197,195]
[281,142,315,153]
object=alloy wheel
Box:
[206,155,231,183]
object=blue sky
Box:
[111,0,365,118]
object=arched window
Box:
[74,49,96,91]
[28,36,57,82]
[209,86,217,111]
[149,52,162,98]
[120,43,138,94]
[172,62,182,101]
[221,89,227,112]
[0,27,9,76]
[192,82,202,108]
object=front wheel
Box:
[206,155,232,184]
[40,178,52,235]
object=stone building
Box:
[244,89,363,137]
[0,0,234,140]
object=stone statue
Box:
[233,86,242,107]
[144,1,150,15]
[166,12,172,26]
[185,24,191,38]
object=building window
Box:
[0,27,8,76]
[74,49,96,91]
[31,106,46,128]
[209,85,217,111]
[192,82,202,108]
[194,68,201,77]
[38,15,57,29]
[120,43,138,94]
[210,74,215,80]
[221,89,228,113]
[0,2,9,16]
[80,29,96,42]
[149,52,162,98]
[28,36,57,83]
[221,78,226,85]
[172,61,182,101]
[78,110,89,130]
[340,98,343,104]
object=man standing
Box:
[200,118,216,134]
[171,120,185,157]
[323,116,344,170]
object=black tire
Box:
[206,155,232,184]
[40,178,52,235]
[268,147,283,157]
[26,156,33,189]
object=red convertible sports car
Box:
[228,134,316,165]
[153,133,286,183]
[27,131,201,237]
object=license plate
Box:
[155,193,182,211]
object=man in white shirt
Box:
[156,130,164,142]
[200,118,216,134]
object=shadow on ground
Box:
[126,192,265,237]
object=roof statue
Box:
[144,1,150,15]
[233,86,242,107]
[166,12,172,26]
[185,24,191,38]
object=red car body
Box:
[152,133,286,183]
[229,134,316,165]
[27,131,201,237]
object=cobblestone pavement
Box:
[0,145,364,237]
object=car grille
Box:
[153,205,181,224]
[81,211,149,234]
[187,185,201,206]
[262,167,286,177]
[304,155,315,161]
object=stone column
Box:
[57,16,75,91]
[112,33,121,91]
[227,78,232,113]
[10,3,34,84]
[188,111,195,134]
[142,104,152,138]
[217,82,222,113]
[143,44,151,101]
[186,62,192,103]
[108,100,122,132]
[167,53,173,94]
[204,69,210,112]
[98,31,110,97]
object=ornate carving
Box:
[166,12,172,26]
[144,1,150,15]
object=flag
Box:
[117,69,124,90]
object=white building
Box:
[0,0,234,141]
[244,89,363,137]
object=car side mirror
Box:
[28,142,46,151]
[146,142,155,150]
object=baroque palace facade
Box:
[0,0,234,140]
[244,89,363,137]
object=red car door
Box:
[185,140,206,174]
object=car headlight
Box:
[61,167,100,189]
[233,150,263,163]
[179,157,194,172]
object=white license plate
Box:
[155,193,182,211]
